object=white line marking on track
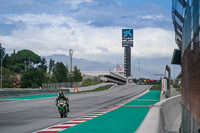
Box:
[38,128,66,131]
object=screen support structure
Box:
[124,46,131,77]
[122,29,133,77]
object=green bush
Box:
[81,85,113,93]
[3,81,13,88]
[150,85,161,91]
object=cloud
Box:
[138,14,164,20]
[0,0,172,29]
[96,46,109,52]
[0,14,120,56]
[133,27,177,58]
[60,0,93,9]
[3,13,74,26]
[0,13,176,62]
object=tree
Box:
[38,57,47,72]
[53,62,67,82]
[21,68,46,88]
[2,67,17,88]
[3,54,14,68]
[9,63,24,73]
[72,66,83,82]
[7,49,42,73]
[48,58,55,74]
[0,44,5,60]
[1,48,52,88]
[15,49,41,65]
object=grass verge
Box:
[150,85,161,91]
[80,85,113,93]
[81,79,102,87]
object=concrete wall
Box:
[137,95,181,133]
[0,89,69,98]
[62,83,114,92]
[0,83,114,97]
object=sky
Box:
[0,0,180,78]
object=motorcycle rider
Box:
[56,91,70,112]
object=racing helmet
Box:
[59,91,64,97]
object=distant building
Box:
[81,71,126,85]
[114,65,124,76]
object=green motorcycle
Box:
[57,99,68,118]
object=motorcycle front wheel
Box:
[60,109,64,118]
[64,111,68,118]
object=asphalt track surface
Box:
[0,84,150,133]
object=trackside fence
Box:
[42,82,82,89]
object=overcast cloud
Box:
[0,0,177,63]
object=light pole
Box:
[28,57,30,69]
[24,61,27,71]
[174,66,175,81]
[69,49,73,72]
[138,62,140,79]
[0,43,5,89]
[69,49,73,87]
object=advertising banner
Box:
[122,41,133,47]
[122,29,133,40]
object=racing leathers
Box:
[56,92,69,112]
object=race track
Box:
[0,84,150,133]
